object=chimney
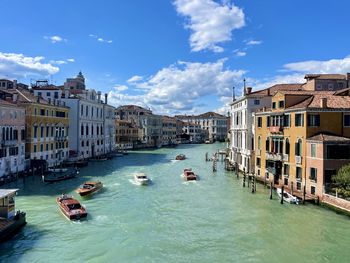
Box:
[246,87,252,94]
[97,91,101,103]
[267,89,270,96]
[346,73,350,81]
[321,98,327,108]
[13,80,17,89]
[105,93,108,104]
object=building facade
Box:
[162,116,177,146]
[0,100,26,177]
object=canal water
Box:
[0,143,349,263]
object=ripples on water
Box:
[0,143,350,263]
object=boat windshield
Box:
[138,176,147,179]
[68,203,81,210]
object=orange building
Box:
[254,88,350,199]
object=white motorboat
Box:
[48,168,68,173]
[134,173,150,185]
[276,188,299,204]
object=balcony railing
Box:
[2,140,17,146]
[55,136,68,141]
[283,154,289,162]
[266,152,283,161]
[295,155,302,164]
[269,126,283,133]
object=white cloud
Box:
[108,59,245,115]
[113,85,128,92]
[234,50,246,57]
[174,0,245,52]
[127,75,143,83]
[89,34,113,44]
[284,56,350,73]
[0,52,59,78]
[44,35,66,43]
[50,60,67,65]
[246,40,262,46]
[67,58,75,63]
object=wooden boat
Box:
[175,154,186,160]
[42,169,79,183]
[183,168,197,181]
[134,173,150,185]
[56,194,87,220]
[276,188,299,204]
[48,168,68,173]
[76,181,103,196]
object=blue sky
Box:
[1,0,350,115]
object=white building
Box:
[0,100,26,177]
[103,94,116,153]
[229,84,303,173]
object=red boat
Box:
[183,168,197,181]
[76,181,103,197]
[56,194,87,220]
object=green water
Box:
[0,143,349,263]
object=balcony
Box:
[295,156,302,164]
[55,136,67,142]
[283,154,289,162]
[2,140,17,147]
[266,152,283,161]
[269,126,283,133]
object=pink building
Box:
[0,100,26,177]
[306,134,350,197]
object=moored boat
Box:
[183,168,197,181]
[56,194,87,220]
[276,188,299,204]
[48,168,68,173]
[42,169,79,183]
[134,173,150,185]
[76,181,103,196]
[89,157,108,162]
[175,154,186,160]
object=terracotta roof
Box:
[32,85,60,90]
[197,111,226,118]
[304,74,347,80]
[307,133,350,142]
[0,99,18,107]
[287,93,350,110]
[245,83,305,98]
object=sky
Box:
[1,0,350,115]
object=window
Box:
[283,164,290,176]
[297,182,301,190]
[81,105,84,116]
[256,157,261,167]
[40,109,45,116]
[254,99,260,105]
[266,116,270,127]
[46,92,51,97]
[257,117,262,127]
[295,139,302,156]
[54,92,59,99]
[266,138,270,151]
[284,115,290,127]
[326,145,350,159]
[278,100,284,108]
[344,115,350,127]
[34,145,37,153]
[81,125,84,136]
[40,126,44,138]
[311,186,316,195]
[40,144,43,152]
[295,113,304,127]
[296,167,302,180]
[285,138,290,154]
[284,178,288,186]
[258,136,261,150]
[81,141,85,147]
[310,168,317,182]
[46,144,48,151]
[311,144,316,157]
[272,102,276,109]
[307,114,320,127]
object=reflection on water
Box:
[0,143,350,263]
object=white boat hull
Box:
[277,188,299,204]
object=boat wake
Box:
[129,179,141,186]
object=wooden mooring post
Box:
[205,152,209,162]
[242,169,246,187]
[303,185,306,204]
[269,182,273,200]
[251,175,256,194]
[236,163,239,178]
[212,158,217,172]
[280,186,284,204]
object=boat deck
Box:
[0,218,13,231]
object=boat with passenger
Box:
[276,188,299,204]
[56,194,87,220]
[76,181,103,196]
[182,168,197,181]
[175,154,186,160]
[48,167,68,173]
[134,173,151,185]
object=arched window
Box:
[285,138,290,154]
[9,127,13,140]
[266,137,270,152]
[295,138,302,156]
[6,127,9,140]
[258,136,261,150]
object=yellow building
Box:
[254,89,350,199]
[0,88,69,168]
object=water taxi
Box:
[183,168,197,181]
[48,168,68,173]
[276,188,299,204]
[56,194,87,220]
[134,173,150,185]
[175,154,186,160]
[76,181,103,197]
[42,169,79,183]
